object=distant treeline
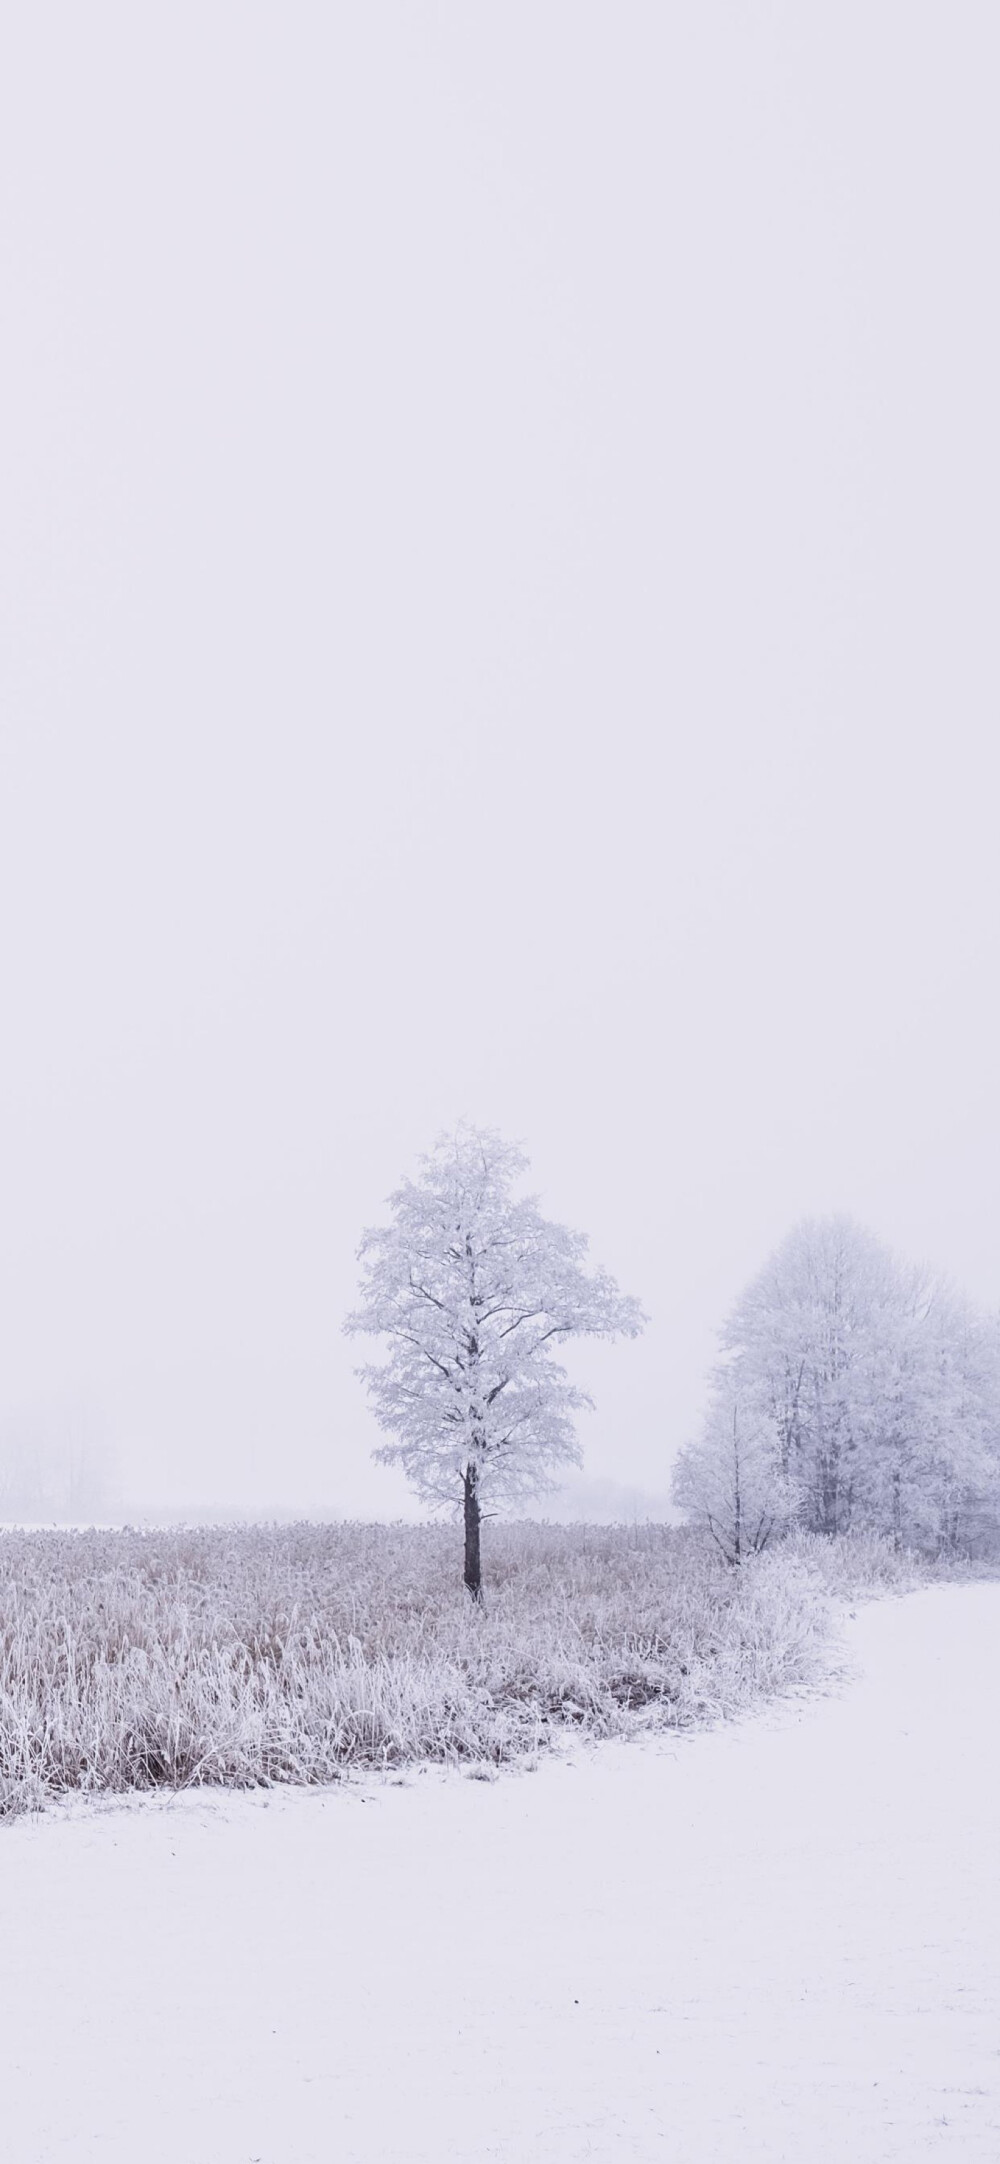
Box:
[673,1217,1000,1561]
[0,1424,118,1525]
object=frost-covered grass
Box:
[779,1527,930,1598]
[0,1520,918,1817]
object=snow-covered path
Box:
[3,1583,998,2162]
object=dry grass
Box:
[0,1520,916,1817]
[779,1527,930,1598]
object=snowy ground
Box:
[3,1582,998,2163]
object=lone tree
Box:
[346,1126,644,1597]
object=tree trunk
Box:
[732,1411,742,1565]
[463,1466,482,1601]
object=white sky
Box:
[1,4,997,1515]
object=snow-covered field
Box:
[3,1582,997,2162]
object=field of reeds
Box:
[0,1520,921,1817]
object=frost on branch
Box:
[345,1127,644,1587]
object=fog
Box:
[1,5,997,1519]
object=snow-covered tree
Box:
[718,1217,931,1537]
[684,1216,1000,1555]
[671,1371,797,1563]
[903,1292,1000,1552]
[345,1126,645,1595]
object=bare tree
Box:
[672,1372,797,1563]
[346,1126,644,1596]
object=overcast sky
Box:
[1,4,997,1516]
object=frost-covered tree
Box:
[345,1127,645,1596]
[685,1216,1000,1554]
[671,1373,797,1563]
[899,1292,1000,1552]
[719,1217,931,1537]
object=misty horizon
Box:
[1,5,997,1523]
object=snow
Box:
[3,1582,998,2162]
